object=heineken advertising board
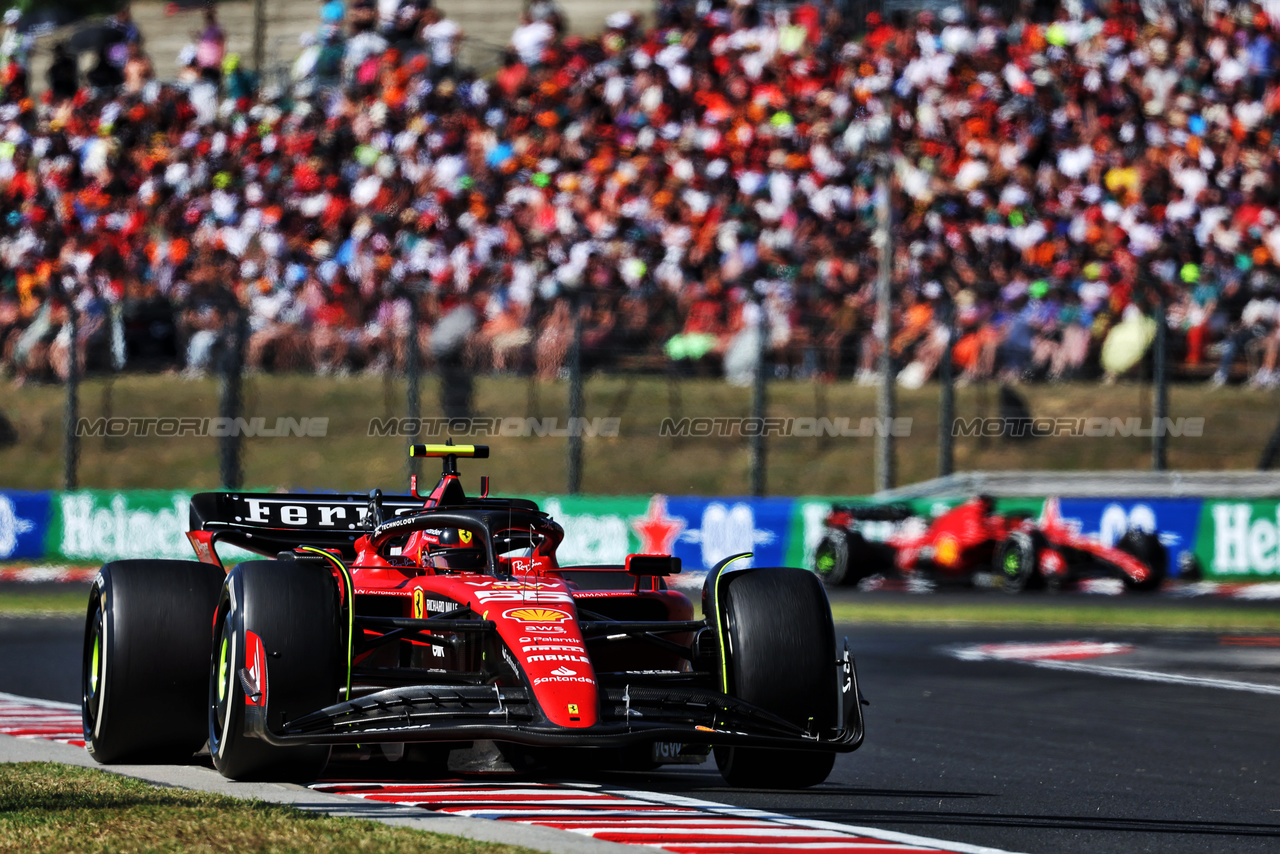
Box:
[1195,499,1280,577]
[1,489,1279,581]
[53,491,192,561]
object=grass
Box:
[0,588,89,616]
[3,578,1278,631]
[828,600,1280,630]
[0,762,538,854]
[3,374,1278,495]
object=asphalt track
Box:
[1,610,1278,854]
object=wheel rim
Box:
[211,612,235,750]
[1003,548,1023,577]
[217,636,229,705]
[89,634,100,695]
[815,546,836,576]
[83,603,105,738]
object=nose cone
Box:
[496,604,598,727]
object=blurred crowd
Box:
[4,0,1280,389]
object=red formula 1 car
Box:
[82,445,864,788]
[814,496,1166,593]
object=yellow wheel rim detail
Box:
[89,634,100,695]
[217,636,229,703]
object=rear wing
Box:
[189,490,547,563]
[189,492,426,561]
[832,503,917,523]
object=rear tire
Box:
[82,560,225,764]
[209,560,338,782]
[712,567,838,789]
[1116,529,1167,592]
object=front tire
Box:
[712,567,838,788]
[1116,529,1167,592]
[83,560,225,764]
[209,559,339,782]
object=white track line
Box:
[1014,658,1280,695]
[947,644,1280,696]
[0,691,79,711]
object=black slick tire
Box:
[82,560,225,764]
[1116,529,1167,592]
[208,559,338,782]
[995,530,1042,593]
[712,567,838,789]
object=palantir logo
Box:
[0,495,36,558]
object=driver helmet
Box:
[420,526,487,572]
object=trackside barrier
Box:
[1,489,1278,580]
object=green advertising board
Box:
[1195,499,1280,578]
[48,490,252,564]
[537,495,649,566]
[50,490,193,562]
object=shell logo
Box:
[504,607,571,623]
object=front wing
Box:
[243,650,866,753]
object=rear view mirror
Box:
[626,554,682,577]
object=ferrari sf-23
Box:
[83,444,864,788]
[814,495,1166,593]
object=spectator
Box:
[419,8,462,78]
[122,42,154,95]
[195,7,226,84]
[106,6,143,69]
[47,42,78,101]
[86,45,124,90]
[8,0,1280,393]
[0,9,28,71]
[510,10,554,67]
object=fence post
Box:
[406,289,421,483]
[218,304,246,490]
[749,294,768,497]
[63,301,79,490]
[252,0,267,76]
[1152,293,1168,471]
[938,300,955,477]
[874,156,895,492]
[566,292,583,495]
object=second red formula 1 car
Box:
[83,444,864,788]
[814,496,1166,593]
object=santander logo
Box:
[550,666,576,676]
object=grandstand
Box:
[7,0,1280,396]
